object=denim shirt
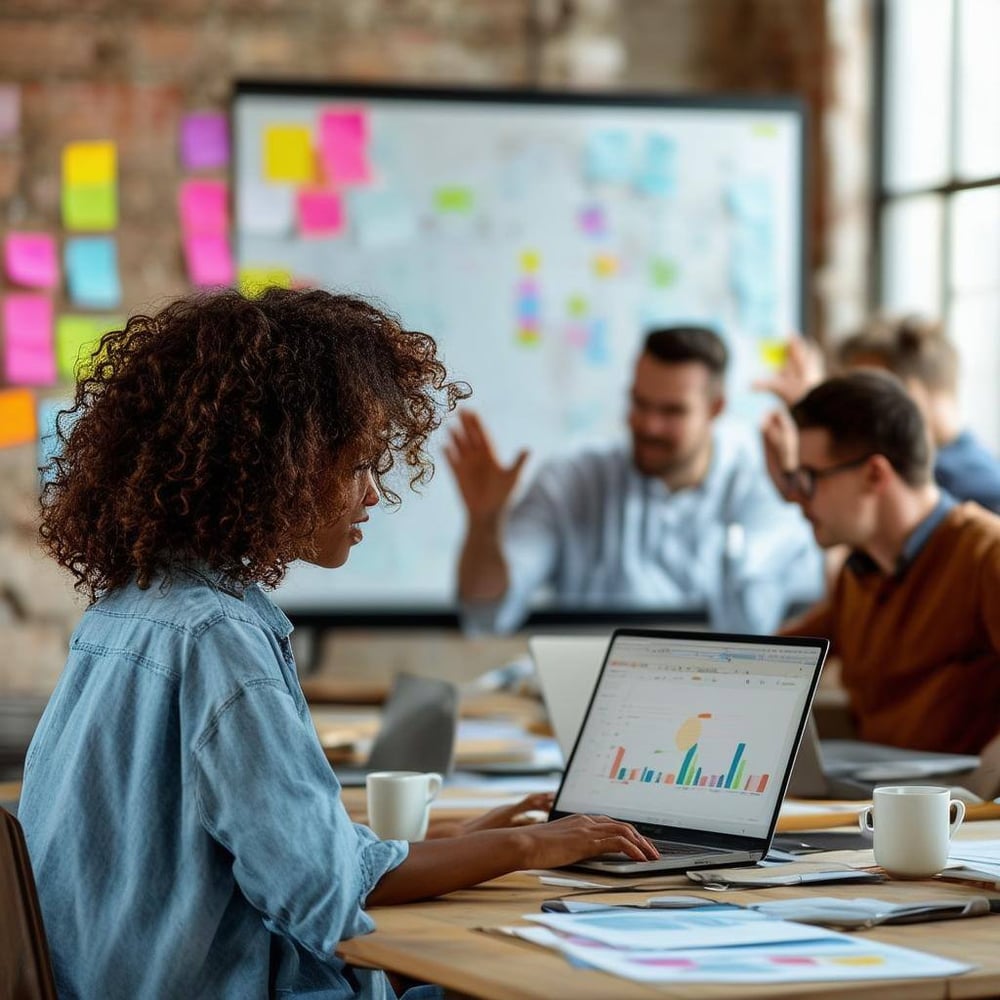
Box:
[18,568,409,1000]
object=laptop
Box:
[548,628,828,875]
[786,716,979,799]
[330,673,458,787]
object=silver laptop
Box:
[549,628,828,875]
[786,716,979,799]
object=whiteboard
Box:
[232,83,806,616]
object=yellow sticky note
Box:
[62,184,117,231]
[519,249,541,273]
[263,125,314,183]
[593,253,618,278]
[759,339,789,370]
[0,388,38,448]
[63,141,117,187]
[238,267,293,298]
[56,315,122,381]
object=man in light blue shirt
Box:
[447,326,821,635]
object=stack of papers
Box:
[496,906,973,984]
[942,838,1000,887]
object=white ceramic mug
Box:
[366,770,443,841]
[858,785,966,878]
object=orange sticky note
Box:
[263,125,314,183]
[0,388,37,448]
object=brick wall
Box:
[0,0,870,693]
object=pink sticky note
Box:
[318,109,371,186]
[297,188,345,236]
[183,233,234,287]
[179,179,229,236]
[4,233,59,288]
[3,293,56,386]
[180,112,230,171]
[578,204,607,237]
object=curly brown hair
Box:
[39,288,470,601]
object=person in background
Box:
[18,289,657,1000]
[757,315,1000,511]
[447,325,821,636]
[775,370,1000,755]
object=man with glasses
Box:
[771,370,1000,755]
[446,326,821,635]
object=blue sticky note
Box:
[634,134,677,197]
[37,397,74,483]
[64,237,122,309]
[730,222,776,299]
[585,318,611,366]
[584,129,632,184]
[727,177,773,222]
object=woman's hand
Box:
[510,813,660,870]
[427,793,553,839]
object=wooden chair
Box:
[0,807,56,1000]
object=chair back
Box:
[0,807,56,1000]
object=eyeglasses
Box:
[784,454,875,500]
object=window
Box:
[878,0,1000,450]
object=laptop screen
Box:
[553,631,825,840]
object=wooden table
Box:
[337,821,1000,999]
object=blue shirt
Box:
[935,430,1000,513]
[462,426,822,635]
[19,567,409,1000]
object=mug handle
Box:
[949,799,966,835]
[425,773,443,804]
[858,805,875,834]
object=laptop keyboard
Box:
[650,839,727,857]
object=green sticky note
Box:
[238,267,292,298]
[650,257,678,289]
[433,186,475,214]
[62,183,118,231]
[56,314,123,381]
[567,294,588,319]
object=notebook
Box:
[330,673,458,787]
[548,628,828,875]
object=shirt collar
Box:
[846,491,957,578]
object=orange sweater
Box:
[784,503,1000,754]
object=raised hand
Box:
[752,335,824,406]
[761,407,799,502]
[444,409,529,523]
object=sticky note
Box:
[567,294,588,318]
[237,180,294,236]
[0,389,37,449]
[180,112,230,170]
[578,204,607,237]
[433,187,475,214]
[592,253,619,278]
[318,109,371,186]
[4,233,59,288]
[55,315,122,381]
[64,237,121,309]
[586,318,611,365]
[62,184,117,231]
[3,294,56,386]
[519,249,541,273]
[238,267,292,298]
[751,121,778,139]
[564,323,588,349]
[634,134,677,197]
[263,125,314,183]
[63,141,116,187]
[728,177,773,222]
[179,179,229,235]
[759,339,789,369]
[516,327,541,348]
[0,85,21,139]
[584,129,632,184]
[183,234,234,287]
[37,397,74,482]
[650,257,677,288]
[297,188,345,237]
[350,190,416,249]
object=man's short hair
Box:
[790,370,934,487]
[835,315,957,393]
[643,326,728,382]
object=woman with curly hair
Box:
[18,288,655,1000]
